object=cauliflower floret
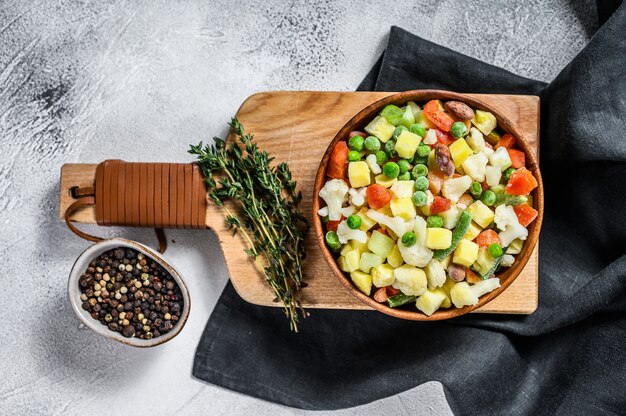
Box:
[336,220,367,244]
[348,187,366,207]
[499,223,528,246]
[442,175,472,203]
[365,154,382,175]
[425,259,446,289]
[450,278,501,308]
[466,127,485,152]
[489,147,512,172]
[341,206,356,217]
[500,254,515,268]
[413,215,427,246]
[366,209,414,237]
[494,205,518,231]
[317,206,329,217]
[319,179,349,220]
[485,165,502,187]
[397,241,433,268]
[392,265,428,296]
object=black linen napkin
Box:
[193,3,626,415]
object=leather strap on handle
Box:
[64,160,207,253]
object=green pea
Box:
[347,150,361,162]
[376,151,388,165]
[417,143,430,158]
[412,163,428,179]
[450,122,468,139]
[427,215,444,228]
[401,231,417,247]
[488,243,503,258]
[491,184,506,195]
[410,123,426,137]
[412,155,428,166]
[347,214,362,230]
[384,140,397,157]
[470,181,482,198]
[393,125,408,139]
[325,231,341,251]
[412,191,427,206]
[414,176,429,191]
[383,161,400,178]
[503,168,516,183]
[348,135,365,151]
[398,172,411,181]
[364,136,381,152]
[380,104,404,125]
[397,159,411,174]
[481,190,497,206]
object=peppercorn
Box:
[122,325,135,338]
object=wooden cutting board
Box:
[60,91,540,314]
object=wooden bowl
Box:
[313,90,544,320]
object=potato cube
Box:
[449,138,473,168]
[386,245,403,268]
[359,252,383,273]
[348,161,371,188]
[368,230,395,259]
[390,181,415,199]
[452,239,479,267]
[506,238,524,255]
[463,221,482,242]
[344,250,361,272]
[357,209,377,231]
[390,197,416,221]
[337,256,349,272]
[350,270,372,295]
[466,200,495,228]
[364,115,395,143]
[472,246,495,276]
[351,239,368,255]
[340,241,353,256]
[374,174,397,188]
[392,265,427,296]
[415,289,448,316]
[371,263,395,287]
[395,130,422,159]
[440,291,452,308]
[472,110,497,136]
[426,228,452,250]
[442,277,456,295]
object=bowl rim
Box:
[68,237,191,347]
[312,89,544,321]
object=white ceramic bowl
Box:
[68,238,191,347]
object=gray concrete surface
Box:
[0,1,596,415]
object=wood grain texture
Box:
[59,91,539,314]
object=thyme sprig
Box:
[189,118,309,331]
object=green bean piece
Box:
[387,293,417,308]
[470,181,483,199]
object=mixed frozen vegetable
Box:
[319,99,539,316]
